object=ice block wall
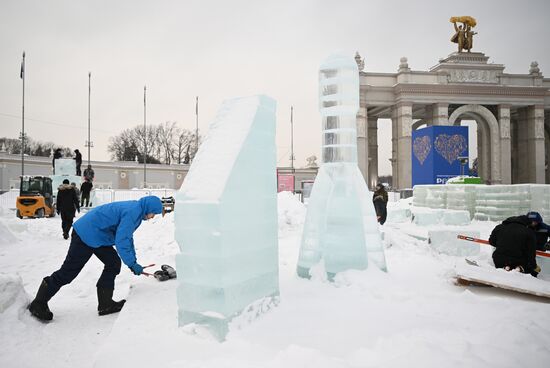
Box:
[296,54,387,280]
[412,184,550,221]
[174,95,279,340]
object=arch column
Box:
[391,102,413,189]
[432,103,449,126]
[498,105,511,184]
[356,107,368,182]
[367,117,378,189]
[526,105,545,183]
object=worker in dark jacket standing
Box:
[56,179,80,239]
[73,149,82,176]
[489,215,538,276]
[52,148,62,174]
[372,183,388,225]
[28,196,163,322]
[80,178,93,207]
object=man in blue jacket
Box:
[28,195,163,321]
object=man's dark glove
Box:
[129,263,143,275]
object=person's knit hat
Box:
[526,211,543,224]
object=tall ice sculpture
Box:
[296,54,387,279]
[175,95,279,340]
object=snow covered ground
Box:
[1,193,549,368]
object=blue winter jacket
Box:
[73,196,163,267]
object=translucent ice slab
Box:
[174,95,279,340]
[428,230,480,256]
[54,158,76,176]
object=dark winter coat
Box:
[74,151,82,165]
[83,167,95,181]
[80,181,93,196]
[56,184,80,216]
[73,196,162,267]
[52,150,62,168]
[532,222,550,251]
[489,215,537,274]
[372,188,388,225]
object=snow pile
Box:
[0,221,18,245]
[277,191,306,234]
[0,274,29,316]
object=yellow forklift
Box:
[16,176,56,219]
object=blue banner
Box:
[412,126,469,186]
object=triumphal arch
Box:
[356,17,550,189]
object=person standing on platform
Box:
[52,148,62,174]
[56,179,80,239]
[74,149,82,176]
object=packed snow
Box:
[1,192,549,368]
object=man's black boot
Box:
[28,279,53,322]
[97,288,126,316]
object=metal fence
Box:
[0,189,176,210]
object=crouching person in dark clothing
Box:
[28,196,163,322]
[489,215,538,277]
[56,179,80,239]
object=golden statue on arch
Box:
[450,16,477,53]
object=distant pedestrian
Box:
[83,164,95,182]
[74,149,82,176]
[489,215,539,276]
[52,148,62,174]
[372,183,388,225]
[56,179,80,239]
[80,179,93,207]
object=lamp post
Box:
[143,85,147,189]
[290,106,295,192]
[85,72,93,166]
[20,51,26,176]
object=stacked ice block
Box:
[54,158,76,176]
[413,184,550,222]
[174,95,279,340]
[296,54,386,279]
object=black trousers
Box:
[76,164,82,176]
[45,231,121,300]
[60,212,75,236]
[81,193,90,207]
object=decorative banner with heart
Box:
[434,134,467,164]
[413,135,431,165]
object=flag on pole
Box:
[20,52,25,79]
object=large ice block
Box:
[174,95,279,340]
[296,54,387,280]
[54,158,77,176]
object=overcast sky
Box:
[1,0,549,175]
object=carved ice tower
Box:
[296,54,387,279]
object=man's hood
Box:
[502,215,530,227]
[138,196,163,217]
